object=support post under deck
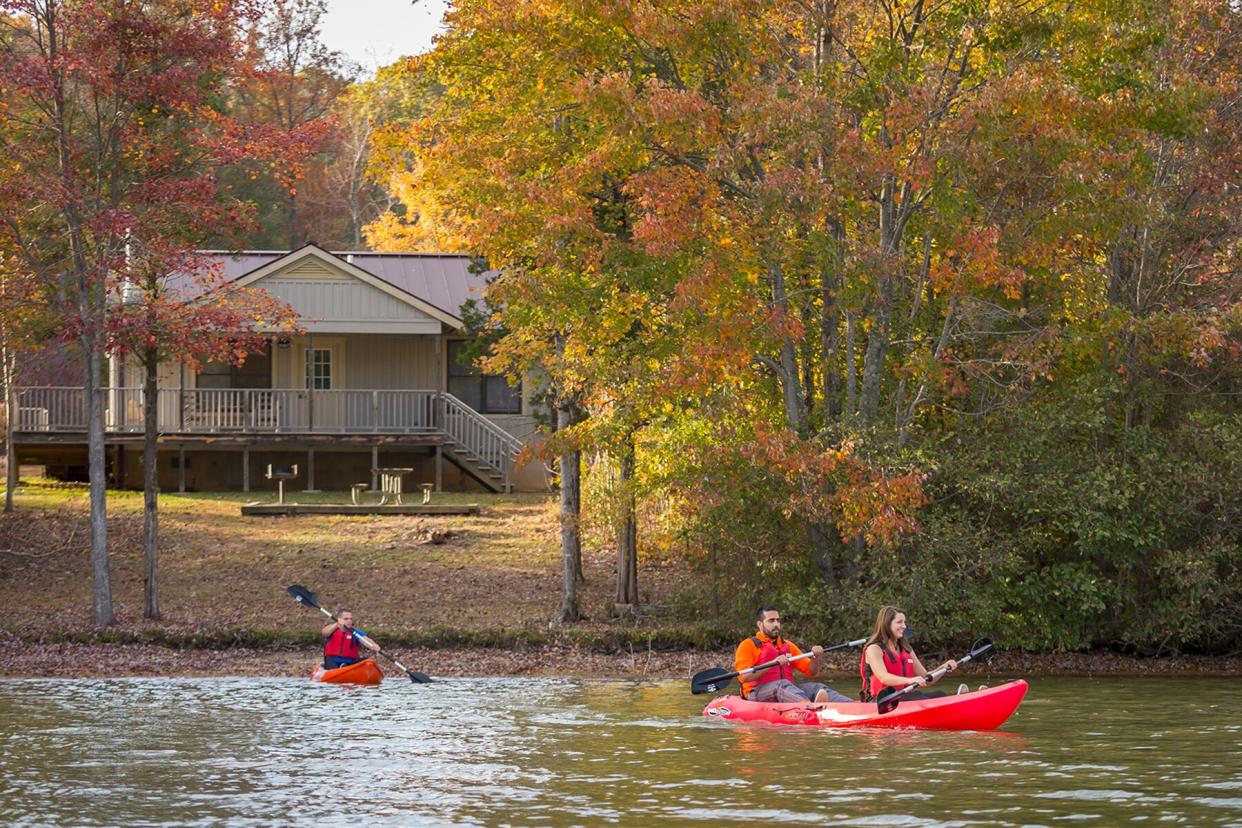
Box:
[306,447,317,492]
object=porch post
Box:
[306,446,316,492]
[107,354,121,430]
[435,332,444,391]
[371,445,378,491]
[435,444,442,492]
[178,362,185,432]
[178,445,186,493]
[306,331,314,432]
[242,445,250,493]
[116,444,125,488]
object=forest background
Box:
[2,0,1239,656]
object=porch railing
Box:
[441,392,524,475]
[13,387,523,476]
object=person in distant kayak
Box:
[734,607,853,704]
[860,606,957,702]
[322,609,382,669]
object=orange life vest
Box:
[747,635,795,691]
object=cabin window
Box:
[308,348,332,390]
[448,340,521,414]
[196,347,271,389]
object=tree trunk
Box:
[821,282,841,423]
[614,438,638,606]
[807,522,839,588]
[859,296,890,423]
[767,257,810,435]
[48,0,111,626]
[844,311,857,417]
[85,338,114,627]
[288,191,299,249]
[142,346,160,619]
[861,183,902,424]
[557,403,581,622]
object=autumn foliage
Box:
[0,0,304,625]
[357,0,1242,652]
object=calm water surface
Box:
[1,675,1238,826]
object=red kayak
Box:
[703,679,1028,730]
[310,659,383,685]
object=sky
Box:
[321,0,450,74]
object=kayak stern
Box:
[311,658,384,685]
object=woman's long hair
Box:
[867,606,911,654]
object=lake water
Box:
[1,675,1239,826]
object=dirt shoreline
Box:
[2,640,1239,679]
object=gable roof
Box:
[195,244,493,330]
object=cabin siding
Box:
[254,276,441,334]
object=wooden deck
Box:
[240,502,480,516]
[13,385,525,492]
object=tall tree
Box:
[231,0,353,248]
[1071,0,1241,425]
[0,0,277,625]
[109,254,299,619]
[372,0,960,591]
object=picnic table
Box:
[373,467,415,506]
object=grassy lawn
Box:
[0,479,701,649]
[5,480,1239,678]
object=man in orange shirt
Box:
[735,606,852,703]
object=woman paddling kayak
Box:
[860,606,957,702]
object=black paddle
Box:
[690,637,868,695]
[286,584,432,684]
[875,637,993,714]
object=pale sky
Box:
[321,0,450,75]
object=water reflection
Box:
[0,676,1238,826]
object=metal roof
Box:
[192,247,493,320]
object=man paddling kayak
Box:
[322,609,382,669]
[734,607,852,704]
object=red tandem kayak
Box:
[703,679,1028,730]
[311,659,383,685]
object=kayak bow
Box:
[703,679,1028,730]
[311,658,384,686]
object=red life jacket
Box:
[747,635,795,692]
[323,627,361,661]
[859,644,915,702]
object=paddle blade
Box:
[381,652,434,684]
[691,668,735,695]
[970,638,994,659]
[286,584,319,609]
[875,686,901,714]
